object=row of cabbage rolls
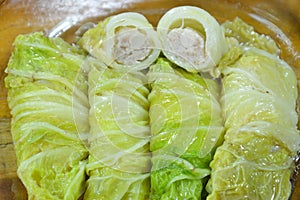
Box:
[5,6,300,200]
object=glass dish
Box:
[0,0,299,199]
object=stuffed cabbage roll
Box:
[148,58,224,199]
[220,47,298,130]
[5,32,89,199]
[222,18,280,55]
[207,47,300,200]
[78,12,161,71]
[157,6,228,76]
[84,60,151,199]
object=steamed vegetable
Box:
[148,58,224,199]
[78,12,161,71]
[157,6,228,76]
[220,47,298,130]
[84,59,151,199]
[222,18,280,55]
[4,6,299,200]
[5,32,89,199]
[207,47,300,200]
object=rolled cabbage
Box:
[148,58,224,199]
[157,6,228,76]
[5,32,89,199]
[222,18,280,55]
[207,47,300,200]
[220,47,298,129]
[84,60,151,199]
[78,12,161,71]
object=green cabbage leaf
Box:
[5,32,89,200]
[222,18,280,55]
[219,47,298,130]
[207,122,299,200]
[148,58,224,199]
[84,60,151,200]
[207,47,300,200]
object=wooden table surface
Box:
[1,0,300,199]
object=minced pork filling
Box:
[166,27,205,66]
[113,27,152,65]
